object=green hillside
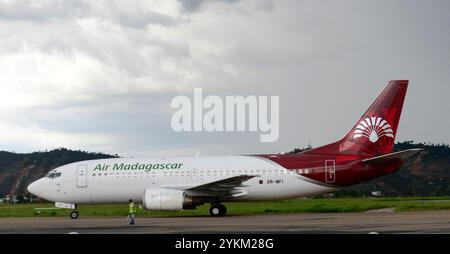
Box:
[0,148,117,196]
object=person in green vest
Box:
[128,199,136,225]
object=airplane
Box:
[27,80,422,219]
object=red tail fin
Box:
[307,80,409,156]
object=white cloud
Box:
[0,45,129,109]
[0,122,114,152]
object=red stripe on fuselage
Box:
[256,153,403,186]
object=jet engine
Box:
[143,188,202,211]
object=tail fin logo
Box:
[353,117,394,143]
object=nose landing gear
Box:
[70,204,78,219]
[70,210,79,219]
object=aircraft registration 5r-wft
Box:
[28,80,421,218]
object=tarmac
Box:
[0,210,449,234]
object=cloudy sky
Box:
[0,0,449,157]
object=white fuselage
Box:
[28,155,335,205]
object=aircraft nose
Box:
[27,179,42,196]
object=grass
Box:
[1,197,450,218]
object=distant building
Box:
[4,194,20,204]
[371,191,382,197]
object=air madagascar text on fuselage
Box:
[93,162,183,172]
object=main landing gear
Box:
[70,205,79,219]
[209,203,227,217]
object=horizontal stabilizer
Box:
[362,149,422,164]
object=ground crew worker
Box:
[128,199,136,225]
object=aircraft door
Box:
[325,160,336,183]
[76,165,88,188]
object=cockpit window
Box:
[46,172,62,179]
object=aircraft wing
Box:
[361,148,423,164]
[185,175,257,198]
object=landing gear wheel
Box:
[218,204,227,216]
[70,211,79,219]
[209,204,227,217]
[210,206,220,216]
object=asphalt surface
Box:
[1,210,449,234]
